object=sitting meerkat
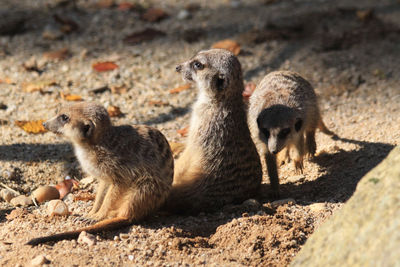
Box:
[27,102,173,245]
[248,71,335,197]
[164,49,262,213]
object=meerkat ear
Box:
[295,118,303,132]
[82,121,95,138]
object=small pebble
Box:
[114,236,120,241]
[79,176,95,188]
[271,198,296,209]
[78,231,96,246]
[10,195,32,207]
[30,255,49,266]
[119,233,130,240]
[242,199,261,210]
[0,188,18,202]
[32,186,60,204]
[177,10,191,20]
[128,255,134,261]
[308,203,326,213]
[47,199,69,216]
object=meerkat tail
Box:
[318,119,335,136]
[26,217,131,246]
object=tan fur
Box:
[164,49,262,214]
[27,102,173,245]
[248,71,334,197]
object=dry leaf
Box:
[98,0,114,8]
[15,120,47,134]
[0,77,12,84]
[53,14,79,33]
[243,82,256,99]
[169,84,191,94]
[177,126,189,137]
[356,9,373,22]
[22,80,57,93]
[118,2,135,11]
[141,8,168,22]
[74,191,95,201]
[43,48,70,61]
[110,85,128,94]
[92,61,119,72]
[123,28,165,45]
[107,105,122,117]
[212,39,241,55]
[148,100,169,106]
[169,141,185,156]
[60,92,83,101]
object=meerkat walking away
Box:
[248,71,335,197]
[27,102,173,246]
[164,49,262,214]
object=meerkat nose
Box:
[42,122,47,129]
[175,64,182,73]
[272,150,278,155]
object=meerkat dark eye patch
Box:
[192,61,204,70]
[261,128,270,139]
[82,122,94,138]
[58,114,69,123]
[278,128,291,139]
[295,119,303,132]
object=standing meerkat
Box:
[27,102,173,245]
[248,71,334,197]
[164,49,262,213]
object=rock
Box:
[42,24,63,40]
[177,10,191,20]
[119,233,130,240]
[47,199,69,216]
[78,231,96,246]
[291,146,400,266]
[242,199,261,210]
[271,198,296,209]
[29,255,49,266]
[308,203,326,213]
[79,176,95,188]
[0,188,18,202]
[10,195,32,207]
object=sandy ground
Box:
[0,0,399,266]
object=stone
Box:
[271,198,296,209]
[47,199,69,216]
[78,231,96,247]
[30,255,49,266]
[0,188,18,202]
[10,195,32,207]
[79,176,95,188]
[291,146,400,266]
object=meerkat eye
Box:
[278,128,291,139]
[261,128,270,139]
[59,114,69,123]
[192,61,204,70]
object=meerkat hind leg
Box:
[89,184,120,221]
[265,152,280,198]
[305,130,317,158]
[293,134,305,174]
[88,180,109,217]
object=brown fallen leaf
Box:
[97,0,115,8]
[60,92,83,101]
[141,8,168,22]
[43,48,70,61]
[118,2,137,11]
[123,28,166,45]
[243,82,256,99]
[169,141,185,156]
[169,84,191,94]
[107,105,122,117]
[54,178,79,199]
[15,120,47,134]
[0,77,12,84]
[53,14,79,33]
[22,80,57,93]
[148,100,169,107]
[110,85,128,94]
[74,191,95,201]
[212,39,241,55]
[177,126,189,137]
[92,61,119,72]
[356,9,373,22]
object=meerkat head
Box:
[175,49,244,100]
[43,102,111,145]
[256,105,303,154]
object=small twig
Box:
[0,182,20,196]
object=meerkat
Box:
[248,71,335,197]
[27,102,173,245]
[164,49,262,213]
